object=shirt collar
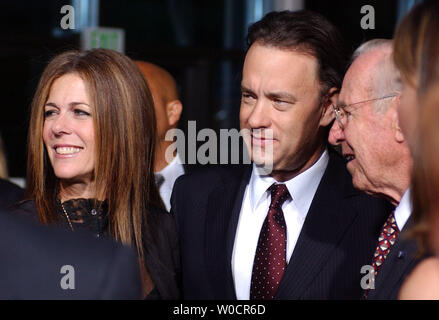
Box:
[249,149,329,214]
[156,154,184,188]
[394,187,412,231]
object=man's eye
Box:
[242,93,255,102]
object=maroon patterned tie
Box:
[363,210,399,299]
[250,183,290,300]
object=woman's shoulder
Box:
[399,257,439,299]
[144,203,181,300]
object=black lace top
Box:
[56,198,108,238]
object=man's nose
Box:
[247,100,270,128]
[328,119,345,146]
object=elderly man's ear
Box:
[166,100,183,127]
[392,106,406,143]
[387,95,406,143]
[320,87,339,127]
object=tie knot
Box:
[155,173,165,189]
[268,183,290,209]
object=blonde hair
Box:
[393,0,439,255]
[394,0,439,91]
[26,49,164,294]
[412,83,439,253]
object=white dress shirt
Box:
[155,154,185,212]
[394,188,412,231]
[232,149,329,300]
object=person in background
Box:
[0,134,24,209]
[15,49,180,299]
[391,0,439,299]
[134,61,184,212]
[328,39,419,299]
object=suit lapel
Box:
[204,165,252,299]
[367,218,419,299]
[275,151,360,299]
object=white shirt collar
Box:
[394,187,412,231]
[249,149,329,215]
[156,154,185,206]
[157,154,183,181]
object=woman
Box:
[18,49,180,299]
[393,0,439,299]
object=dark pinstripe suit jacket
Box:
[172,148,392,299]
[366,218,422,300]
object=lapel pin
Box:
[397,250,405,259]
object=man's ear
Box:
[391,101,405,143]
[319,87,339,127]
[166,100,183,127]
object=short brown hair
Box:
[246,10,347,95]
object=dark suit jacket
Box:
[12,199,181,300]
[366,217,422,300]
[0,178,24,210]
[0,208,141,299]
[172,148,392,299]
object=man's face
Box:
[239,43,328,176]
[336,61,396,195]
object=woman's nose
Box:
[52,113,72,136]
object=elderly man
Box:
[135,61,184,211]
[329,39,420,299]
[172,11,390,300]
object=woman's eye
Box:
[44,110,55,117]
[74,109,90,116]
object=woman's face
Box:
[43,73,95,183]
[398,75,419,153]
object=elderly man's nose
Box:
[328,120,345,146]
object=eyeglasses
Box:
[332,94,398,129]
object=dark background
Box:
[0,0,404,179]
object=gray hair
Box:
[351,39,402,112]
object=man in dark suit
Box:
[0,208,141,299]
[135,61,185,212]
[329,39,420,299]
[172,11,391,300]
[0,178,24,210]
